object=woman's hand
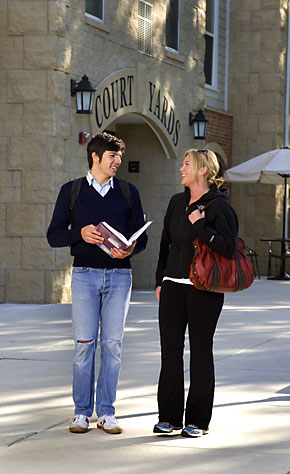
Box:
[188,208,205,225]
[155,286,161,301]
[110,241,137,259]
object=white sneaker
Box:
[97,414,123,434]
[69,414,89,433]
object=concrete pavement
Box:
[0,278,290,473]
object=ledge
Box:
[85,15,111,34]
[165,48,185,64]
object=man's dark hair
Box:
[87,132,125,169]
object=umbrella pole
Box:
[278,176,289,278]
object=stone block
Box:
[0,237,12,254]
[47,137,65,170]
[233,0,261,9]
[0,237,21,269]
[48,0,67,36]
[0,187,21,203]
[23,104,56,136]
[248,135,275,157]
[7,137,47,170]
[56,37,72,73]
[0,71,6,88]
[249,92,281,114]
[230,52,250,74]
[251,9,280,31]
[56,105,70,138]
[0,269,4,286]
[0,87,6,104]
[0,170,13,187]
[6,270,45,303]
[46,204,55,227]
[258,114,280,133]
[22,237,54,269]
[12,170,22,187]
[0,2,7,33]
[8,1,48,35]
[260,73,283,92]
[260,30,281,50]
[0,119,22,137]
[7,204,47,236]
[22,170,55,203]
[0,37,24,69]
[0,138,7,169]
[24,36,57,70]
[260,0,281,9]
[250,52,280,74]
[0,204,5,220]
[47,71,66,104]
[0,104,22,122]
[45,269,72,303]
[7,70,46,103]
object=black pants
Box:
[157,280,224,429]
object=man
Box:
[47,132,148,434]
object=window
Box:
[138,0,153,56]
[166,0,179,51]
[204,0,218,87]
[86,0,103,21]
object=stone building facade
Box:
[1,0,288,303]
[228,0,290,270]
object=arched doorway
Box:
[106,114,181,288]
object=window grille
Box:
[86,0,103,21]
[138,0,153,56]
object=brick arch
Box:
[205,141,228,170]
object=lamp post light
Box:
[189,109,208,140]
[71,75,95,114]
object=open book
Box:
[95,220,153,257]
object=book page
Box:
[100,222,130,245]
[128,221,153,244]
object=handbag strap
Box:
[203,197,221,210]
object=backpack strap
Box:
[69,176,133,229]
[70,177,84,227]
[116,177,132,210]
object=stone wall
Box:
[1,0,207,302]
[228,0,288,273]
[0,0,75,303]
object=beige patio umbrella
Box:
[224,148,290,278]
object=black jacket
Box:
[155,185,239,286]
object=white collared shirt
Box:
[86,171,114,197]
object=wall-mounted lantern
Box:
[189,109,208,140]
[71,75,95,114]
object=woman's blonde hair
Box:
[184,149,224,188]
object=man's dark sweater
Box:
[47,177,148,269]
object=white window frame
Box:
[205,0,219,90]
[165,0,180,53]
[85,0,104,23]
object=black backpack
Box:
[70,176,132,229]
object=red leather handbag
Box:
[189,237,254,293]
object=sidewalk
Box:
[0,279,290,474]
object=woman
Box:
[153,149,238,438]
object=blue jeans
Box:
[71,267,132,418]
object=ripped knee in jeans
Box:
[77,339,93,344]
